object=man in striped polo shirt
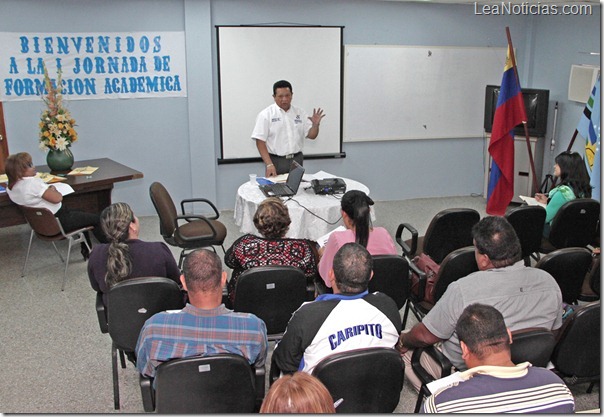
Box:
[422,303,574,413]
[135,249,268,379]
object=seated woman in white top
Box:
[318,190,397,289]
[5,152,106,258]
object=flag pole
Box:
[505,27,540,194]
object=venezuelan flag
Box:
[486,47,527,215]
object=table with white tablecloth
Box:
[234,171,372,241]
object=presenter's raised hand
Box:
[309,108,325,127]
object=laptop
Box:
[259,161,305,197]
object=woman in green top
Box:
[535,151,592,237]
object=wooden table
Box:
[0,158,143,228]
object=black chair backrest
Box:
[589,257,600,296]
[369,255,411,310]
[552,301,600,378]
[505,205,546,260]
[510,328,556,368]
[233,266,307,335]
[423,208,480,264]
[20,206,62,237]
[312,347,404,413]
[107,277,185,352]
[153,354,256,413]
[535,247,593,305]
[433,246,478,304]
[149,181,178,239]
[549,199,600,249]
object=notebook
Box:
[259,161,305,197]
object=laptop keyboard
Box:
[271,183,291,195]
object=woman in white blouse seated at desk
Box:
[317,190,397,291]
[5,152,106,259]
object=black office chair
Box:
[139,354,265,413]
[311,348,404,413]
[233,266,307,341]
[104,277,185,410]
[402,246,478,328]
[396,208,480,263]
[578,256,600,302]
[505,204,546,265]
[535,247,593,305]
[540,198,600,254]
[411,327,557,413]
[551,301,600,393]
[369,255,411,311]
[149,181,227,268]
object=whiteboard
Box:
[344,45,507,142]
[217,26,343,161]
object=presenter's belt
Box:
[269,152,302,160]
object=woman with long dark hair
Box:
[87,202,181,307]
[535,151,592,237]
[318,190,396,289]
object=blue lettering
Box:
[98,36,110,53]
[328,334,337,350]
[139,36,150,53]
[345,328,354,339]
[126,36,135,53]
[154,55,171,72]
[20,36,29,53]
[44,37,54,54]
[26,58,45,75]
[71,37,83,53]
[85,36,94,53]
[153,36,161,53]
[9,57,18,74]
[57,37,69,54]
[376,324,382,339]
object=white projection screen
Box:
[217,26,343,162]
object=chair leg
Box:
[587,381,596,393]
[21,230,35,277]
[402,301,411,329]
[414,387,425,413]
[119,349,126,369]
[112,343,120,410]
[52,242,65,263]
[61,238,73,291]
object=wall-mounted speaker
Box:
[568,64,600,103]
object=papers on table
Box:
[519,195,547,208]
[52,182,75,196]
[317,225,346,247]
[36,172,68,183]
[68,166,98,176]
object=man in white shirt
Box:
[252,80,325,177]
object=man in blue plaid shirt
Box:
[136,249,268,378]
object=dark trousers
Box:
[55,206,107,245]
[269,152,303,175]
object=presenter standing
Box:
[252,80,325,177]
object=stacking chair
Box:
[535,247,593,305]
[505,204,546,265]
[578,256,600,302]
[411,327,557,413]
[233,266,307,341]
[396,208,480,264]
[311,348,404,413]
[104,277,185,410]
[149,181,227,268]
[551,301,600,392]
[402,246,478,328]
[139,354,265,413]
[19,205,92,291]
[540,198,600,254]
[369,255,411,310]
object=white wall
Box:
[0,0,599,216]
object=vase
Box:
[46,148,74,172]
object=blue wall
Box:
[1,0,599,215]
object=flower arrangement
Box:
[38,64,78,152]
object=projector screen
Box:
[217,26,343,162]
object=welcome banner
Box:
[0,31,187,101]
